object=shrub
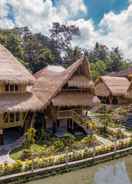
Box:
[53,140,64,152]
[21,149,32,160]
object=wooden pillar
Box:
[30,112,36,128]
[52,121,56,134]
[109,95,112,105]
[43,114,47,130]
[0,129,4,145]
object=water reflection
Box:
[26,157,132,184]
[95,161,131,184]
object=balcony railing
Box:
[0,121,24,129]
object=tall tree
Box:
[50,22,80,52]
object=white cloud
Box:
[72,4,132,60]
[0,0,87,34]
[1,0,132,59]
[58,0,87,18]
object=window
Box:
[10,85,15,92]
[5,84,10,92]
[5,84,19,92]
[16,112,20,122]
[15,84,18,91]
[4,112,20,123]
[10,113,15,122]
[4,112,8,123]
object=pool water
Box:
[26,156,132,184]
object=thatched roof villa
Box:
[108,67,132,81]
[0,44,42,144]
[95,76,130,105]
[33,57,100,136]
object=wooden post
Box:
[109,96,112,105]
[30,112,36,128]
[0,129,4,145]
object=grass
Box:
[10,144,46,160]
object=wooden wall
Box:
[0,112,26,129]
[0,83,27,93]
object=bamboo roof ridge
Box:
[33,56,99,108]
[0,44,35,84]
[95,76,130,96]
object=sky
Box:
[0,0,132,59]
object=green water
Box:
[26,156,132,184]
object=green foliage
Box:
[53,140,64,152]
[38,129,46,143]
[63,133,75,147]
[81,135,97,146]
[88,43,130,79]
[0,28,60,73]
[91,60,107,79]
[0,28,130,77]
[24,128,36,149]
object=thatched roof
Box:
[33,57,99,108]
[95,76,130,96]
[34,65,66,79]
[108,67,132,79]
[126,81,132,99]
[0,44,35,84]
[68,75,94,89]
[52,92,100,107]
[0,93,42,112]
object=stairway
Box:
[57,110,97,134]
[71,111,90,134]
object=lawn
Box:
[10,144,46,160]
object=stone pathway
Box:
[0,136,24,164]
[95,135,113,145]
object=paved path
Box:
[95,135,113,145]
[0,137,24,164]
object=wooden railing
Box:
[57,109,82,119]
[56,110,90,134]
[0,121,24,129]
[56,110,73,119]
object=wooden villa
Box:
[33,57,100,136]
[127,82,132,99]
[108,67,132,81]
[95,76,130,105]
[0,44,42,144]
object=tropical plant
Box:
[53,140,64,152]
[24,128,36,149]
[63,133,75,147]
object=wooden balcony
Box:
[0,121,24,129]
[56,109,82,119]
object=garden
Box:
[0,106,132,177]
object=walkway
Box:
[0,136,24,164]
[95,135,113,145]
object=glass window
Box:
[10,85,14,92]
[16,112,20,122]
[10,113,15,122]
[4,112,8,123]
[15,84,18,91]
[5,84,10,92]
[5,84,19,92]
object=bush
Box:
[53,140,64,152]
[21,149,32,160]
